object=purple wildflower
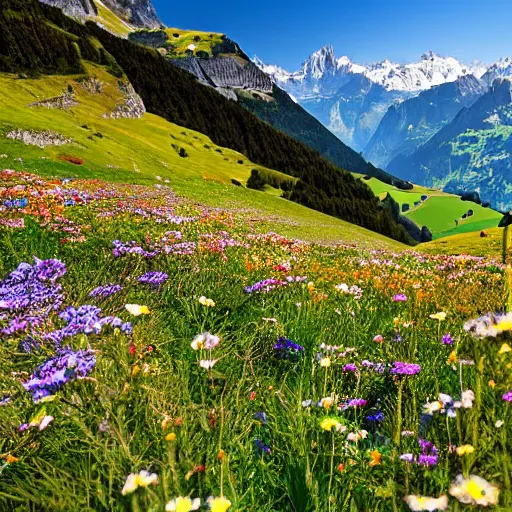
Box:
[253,412,268,425]
[273,337,304,362]
[342,398,367,409]
[390,362,421,375]
[503,391,512,402]
[343,363,358,372]
[23,348,96,401]
[254,439,271,456]
[366,410,384,422]
[245,278,287,294]
[442,333,453,345]
[399,453,415,463]
[393,294,407,302]
[89,284,123,299]
[418,454,438,467]
[138,271,168,287]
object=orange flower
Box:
[337,463,345,472]
[369,450,381,466]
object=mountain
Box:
[256,48,478,151]
[0,0,413,244]
[128,31,410,187]
[39,0,162,28]
[364,74,487,167]
[387,78,512,212]
[481,57,512,84]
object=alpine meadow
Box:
[1,1,512,512]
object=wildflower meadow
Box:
[0,169,511,511]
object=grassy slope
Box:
[93,0,134,37]
[0,65,406,250]
[164,28,225,56]
[357,175,502,239]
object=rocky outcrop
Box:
[7,129,72,148]
[128,29,168,48]
[39,0,96,21]
[102,0,162,28]
[78,77,103,94]
[104,81,146,118]
[28,93,78,109]
[38,0,162,28]
[169,56,272,95]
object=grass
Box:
[93,0,134,37]
[357,176,503,240]
[163,28,226,57]
[0,170,510,511]
[0,65,406,250]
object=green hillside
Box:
[0,66,406,250]
[357,175,502,239]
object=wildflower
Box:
[207,496,232,512]
[464,312,512,339]
[447,350,457,364]
[496,420,504,428]
[89,284,123,299]
[366,410,384,422]
[199,359,219,370]
[319,357,331,368]
[320,418,341,431]
[125,304,151,316]
[273,337,304,361]
[217,450,225,460]
[373,334,384,343]
[307,281,315,293]
[166,433,177,441]
[245,278,286,294]
[429,312,447,321]
[249,391,256,400]
[390,362,421,375]
[5,455,19,464]
[343,363,358,372]
[456,445,475,456]
[337,463,345,472]
[400,453,415,463]
[422,400,442,416]
[503,391,512,402]
[499,343,512,355]
[458,390,475,408]
[442,333,453,345]
[342,398,367,409]
[347,430,368,442]
[449,474,500,507]
[138,271,168,286]
[121,470,158,495]
[191,332,220,350]
[404,495,448,511]
[319,397,335,409]
[165,497,201,512]
[199,296,216,307]
[253,412,267,425]
[369,450,381,466]
[393,294,407,302]
[254,439,271,455]
[418,454,438,467]
[23,348,96,401]
[488,379,496,388]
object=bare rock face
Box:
[102,0,162,28]
[28,93,78,109]
[38,0,162,28]
[7,129,72,148]
[104,81,146,118]
[39,0,97,21]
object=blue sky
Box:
[152,0,512,69]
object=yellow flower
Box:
[121,470,158,495]
[207,496,232,512]
[319,357,331,368]
[449,474,500,507]
[166,432,177,441]
[320,418,341,431]
[456,444,475,456]
[447,350,457,364]
[369,450,381,467]
[496,319,512,332]
[499,343,512,355]
[166,497,201,512]
[320,397,334,409]
[199,296,216,307]
[5,455,19,464]
[405,495,448,511]
[488,379,496,388]
[429,312,447,321]
[125,304,151,316]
